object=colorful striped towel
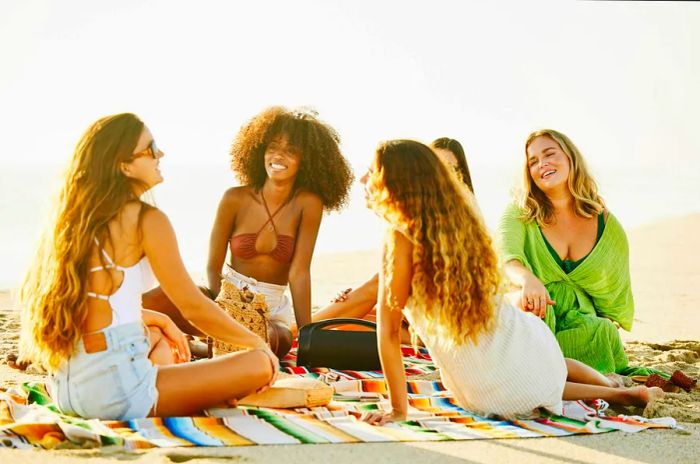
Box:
[0,344,676,449]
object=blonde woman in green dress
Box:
[498,129,649,376]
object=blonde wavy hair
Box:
[519,129,605,225]
[367,140,500,345]
[19,113,148,371]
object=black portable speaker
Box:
[296,318,381,371]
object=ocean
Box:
[1,161,698,290]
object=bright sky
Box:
[0,0,699,285]
[2,0,698,168]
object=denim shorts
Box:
[46,321,159,420]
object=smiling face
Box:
[264,133,301,182]
[526,135,570,195]
[120,126,164,190]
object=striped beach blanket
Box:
[0,345,675,449]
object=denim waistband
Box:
[224,265,287,294]
[76,321,147,354]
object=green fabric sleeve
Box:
[496,203,531,270]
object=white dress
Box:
[404,297,568,419]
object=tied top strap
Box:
[87,237,120,300]
[229,191,296,263]
[84,236,156,329]
[87,237,124,273]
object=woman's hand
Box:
[520,274,555,318]
[160,317,191,363]
[143,309,191,363]
[361,409,406,426]
[332,288,353,303]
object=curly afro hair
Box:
[230,106,354,211]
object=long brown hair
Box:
[367,140,500,345]
[20,113,148,370]
[520,129,605,225]
[431,137,474,193]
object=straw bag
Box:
[239,375,333,408]
[212,279,270,355]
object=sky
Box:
[0,0,699,286]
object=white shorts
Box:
[223,265,293,327]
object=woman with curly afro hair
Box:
[204,106,353,357]
[358,140,661,425]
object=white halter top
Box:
[86,238,156,328]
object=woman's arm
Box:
[497,205,552,318]
[287,193,323,330]
[143,208,268,350]
[207,189,238,297]
[365,228,413,425]
[504,260,554,318]
[142,309,191,362]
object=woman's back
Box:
[404,297,567,419]
[84,201,155,332]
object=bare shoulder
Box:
[386,227,413,253]
[221,185,255,204]
[112,201,151,237]
[141,206,172,233]
[294,189,323,210]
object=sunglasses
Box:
[131,140,162,160]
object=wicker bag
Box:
[212,279,270,355]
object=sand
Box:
[1,214,699,463]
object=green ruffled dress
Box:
[497,203,654,376]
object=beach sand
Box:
[1,214,698,463]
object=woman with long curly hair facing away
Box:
[360,140,662,425]
[19,114,277,420]
[309,137,473,332]
[206,106,353,356]
[497,130,653,377]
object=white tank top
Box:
[86,238,156,328]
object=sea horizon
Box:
[1,161,698,290]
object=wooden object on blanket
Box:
[213,279,270,355]
[239,377,333,408]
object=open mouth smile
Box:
[541,170,556,179]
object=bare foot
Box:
[624,386,664,406]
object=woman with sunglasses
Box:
[18,113,278,420]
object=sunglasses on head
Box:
[131,140,161,160]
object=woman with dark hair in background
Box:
[431,137,474,193]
